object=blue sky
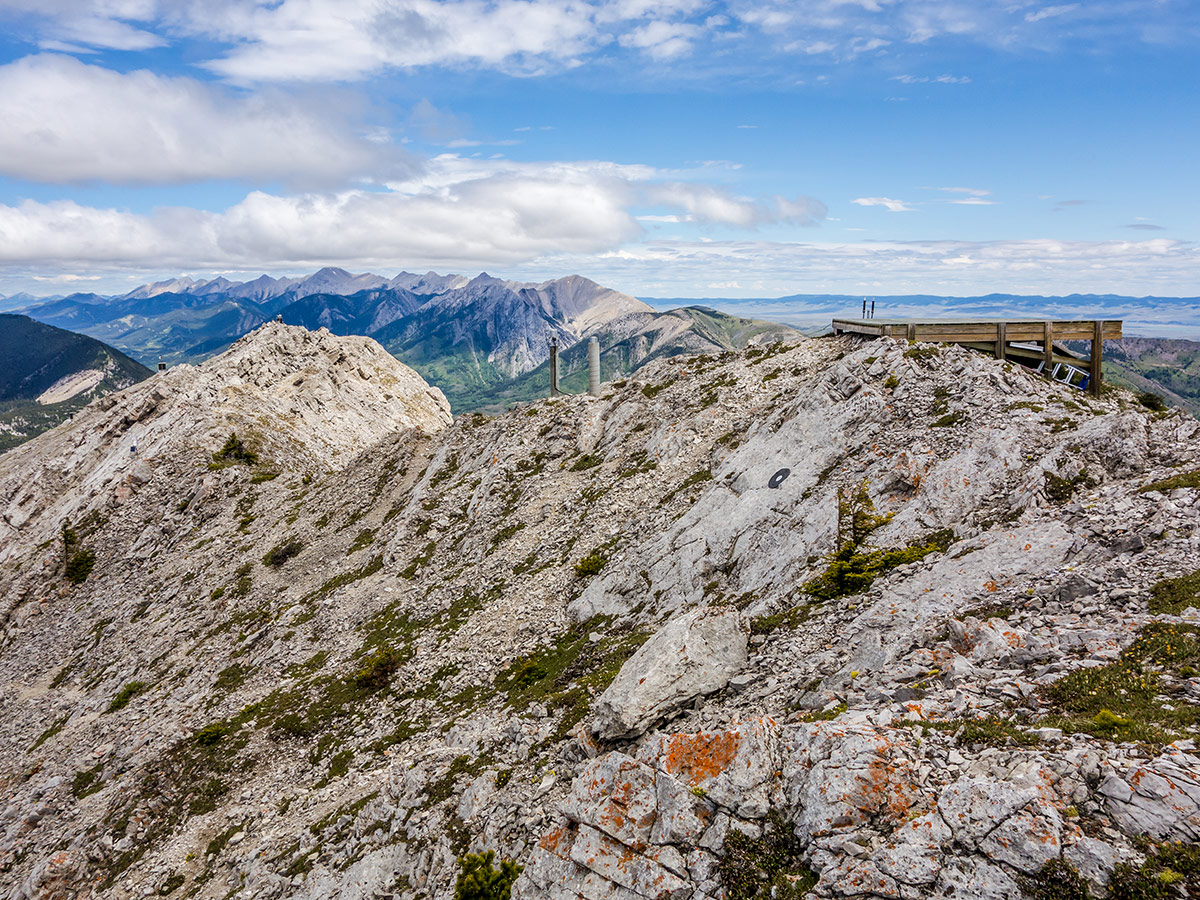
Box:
[0,0,1196,299]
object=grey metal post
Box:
[549,338,560,396]
[588,336,601,396]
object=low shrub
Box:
[354,648,401,690]
[262,540,303,568]
[1137,391,1167,412]
[211,432,258,466]
[453,850,521,900]
[65,548,96,584]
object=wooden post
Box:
[996,322,1007,361]
[1090,320,1103,397]
[907,323,916,341]
[1043,321,1054,373]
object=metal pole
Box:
[588,336,601,396]
[870,299,875,319]
[862,298,867,318]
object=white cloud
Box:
[1025,4,1078,23]
[0,54,410,185]
[647,183,827,226]
[938,186,990,196]
[617,19,701,59]
[189,0,715,81]
[853,196,914,212]
[0,156,825,274]
[0,0,1185,84]
[891,73,971,84]
[949,197,996,205]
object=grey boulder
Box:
[592,607,748,740]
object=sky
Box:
[0,0,1197,300]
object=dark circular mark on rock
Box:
[768,468,791,489]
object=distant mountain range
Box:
[17,268,795,412]
[643,292,1200,340]
[0,314,152,451]
[14,272,1200,420]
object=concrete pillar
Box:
[549,338,560,396]
[588,337,601,396]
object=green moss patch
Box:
[1141,469,1200,493]
[1019,859,1093,900]
[107,680,148,713]
[1040,622,1200,744]
[497,620,649,742]
[1045,469,1097,504]
[310,554,384,599]
[71,762,105,798]
[1109,841,1200,900]
[1149,570,1200,615]
[718,814,817,900]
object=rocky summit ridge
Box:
[1,324,1200,900]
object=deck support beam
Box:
[995,322,1007,362]
[1090,319,1103,397]
[1043,321,1054,373]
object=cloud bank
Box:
[0,54,409,185]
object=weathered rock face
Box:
[1,330,1199,900]
[0,322,449,563]
[592,607,748,740]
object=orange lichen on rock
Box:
[661,730,742,785]
[539,824,571,854]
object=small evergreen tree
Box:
[453,850,521,900]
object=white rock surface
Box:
[592,607,748,740]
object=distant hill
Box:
[1099,337,1200,418]
[0,314,152,452]
[21,270,796,412]
[643,292,1200,340]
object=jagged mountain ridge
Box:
[0,314,152,452]
[20,270,794,413]
[2,324,1200,899]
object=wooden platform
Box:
[831,317,1123,397]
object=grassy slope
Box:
[422,307,797,413]
[0,314,153,452]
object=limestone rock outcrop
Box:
[1,330,1198,900]
[592,607,748,740]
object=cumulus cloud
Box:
[647,183,827,227]
[0,156,824,273]
[0,0,1188,83]
[0,54,411,185]
[853,196,913,212]
[617,19,701,59]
